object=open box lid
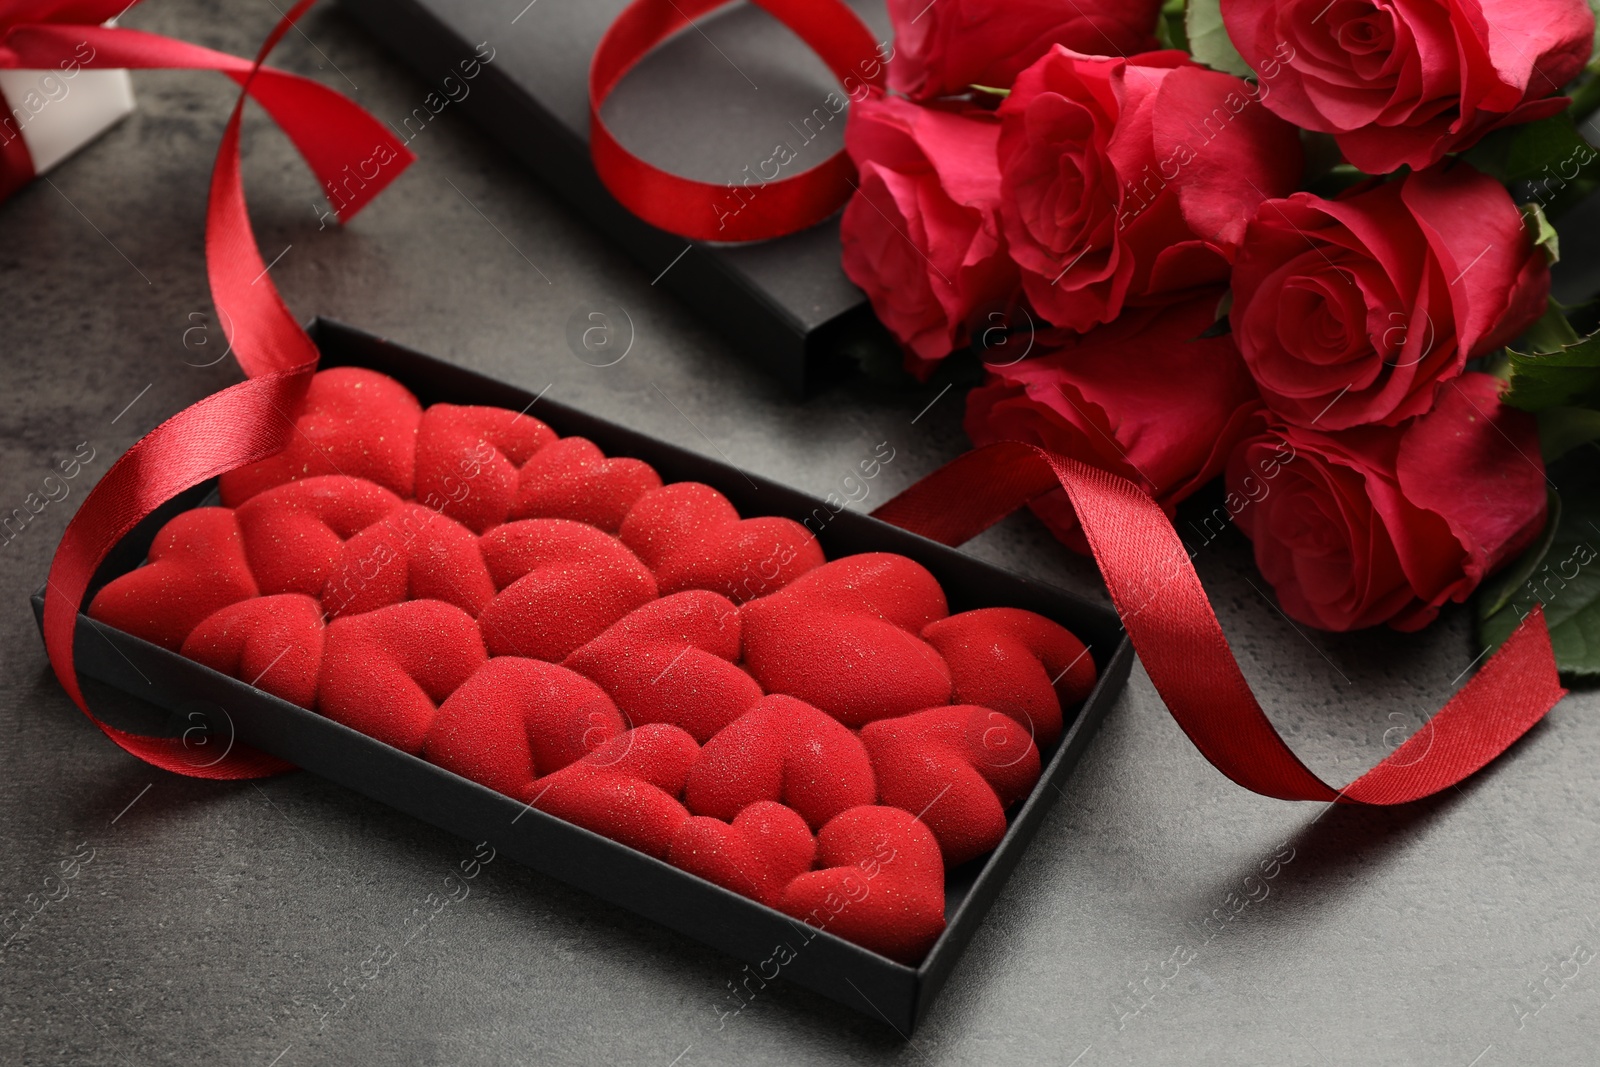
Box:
[336,0,896,396]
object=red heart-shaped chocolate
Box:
[564,591,762,742]
[619,482,824,602]
[87,507,260,651]
[750,553,949,626]
[317,600,487,753]
[422,656,625,798]
[476,519,658,660]
[235,476,403,598]
[669,801,816,906]
[779,806,946,964]
[413,403,558,533]
[921,608,1096,748]
[527,724,700,859]
[322,503,496,619]
[684,694,876,830]
[861,705,1040,867]
[741,554,952,727]
[181,594,327,708]
[510,437,661,532]
[219,368,423,506]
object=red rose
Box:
[885,0,1164,100]
[840,93,1018,375]
[966,294,1264,547]
[997,48,1302,334]
[1227,373,1547,632]
[1231,165,1549,430]
[1221,0,1594,172]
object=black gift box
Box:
[336,0,894,396]
[33,320,1132,1033]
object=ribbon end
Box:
[319,142,415,224]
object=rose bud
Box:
[1230,164,1549,430]
[965,293,1264,549]
[885,0,1164,100]
[840,92,1019,378]
[1227,373,1548,632]
[997,48,1302,334]
[1220,0,1594,172]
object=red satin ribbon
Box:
[589,0,883,241]
[3,23,405,222]
[32,0,414,777]
[871,442,1566,804]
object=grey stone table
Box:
[2,3,1596,1064]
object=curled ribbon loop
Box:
[589,0,883,242]
[34,0,415,778]
[871,441,1566,805]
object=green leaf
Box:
[1569,73,1600,124]
[1305,158,1375,198]
[1193,290,1233,338]
[969,84,1010,98]
[1519,299,1583,354]
[1521,201,1561,265]
[1156,0,1189,51]
[1460,129,1515,183]
[1538,406,1600,461]
[1213,289,1233,322]
[1460,114,1597,189]
[1504,114,1592,184]
[1505,333,1600,412]
[1569,8,1600,121]
[1479,458,1600,677]
[1185,0,1253,77]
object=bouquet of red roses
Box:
[841,0,1600,665]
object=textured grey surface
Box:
[1,3,1597,1065]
